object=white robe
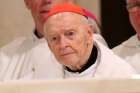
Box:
[64,38,137,78]
[113,35,140,73]
[0,33,63,81]
[0,34,137,81]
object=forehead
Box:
[50,0,74,3]
[28,0,74,3]
[45,12,87,30]
[127,0,140,3]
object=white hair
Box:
[79,15,108,46]
[87,17,101,34]
[83,16,108,46]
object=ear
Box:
[47,40,54,53]
[87,25,93,38]
[24,0,32,9]
[85,25,94,46]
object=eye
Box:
[67,31,74,36]
[51,36,57,41]
[48,35,58,43]
[65,30,77,40]
[66,30,76,37]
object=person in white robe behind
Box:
[113,0,140,73]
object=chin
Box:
[61,58,79,67]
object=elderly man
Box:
[43,3,137,78]
[0,0,77,81]
[113,0,140,73]
[0,0,108,81]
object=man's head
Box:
[24,0,76,36]
[43,4,94,71]
[126,0,140,39]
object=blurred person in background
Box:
[113,0,140,73]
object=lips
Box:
[60,52,75,57]
[40,9,49,14]
[40,5,51,14]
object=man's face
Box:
[127,0,140,36]
[24,0,74,32]
[44,13,93,70]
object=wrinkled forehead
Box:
[27,0,75,3]
[48,0,76,3]
[46,12,87,26]
[44,12,88,32]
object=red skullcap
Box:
[82,8,97,21]
[43,3,87,22]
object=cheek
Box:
[129,9,140,22]
[31,0,42,13]
[30,6,38,17]
[49,44,59,55]
[72,37,89,55]
[129,13,140,27]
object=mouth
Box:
[39,10,50,22]
[61,52,75,57]
[40,10,49,14]
[40,5,51,14]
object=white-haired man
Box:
[43,3,137,78]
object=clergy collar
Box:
[65,45,98,73]
[34,29,43,39]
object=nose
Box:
[46,0,52,4]
[42,0,52,5]
[59,36,69,50]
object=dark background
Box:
[101,0,136,48]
